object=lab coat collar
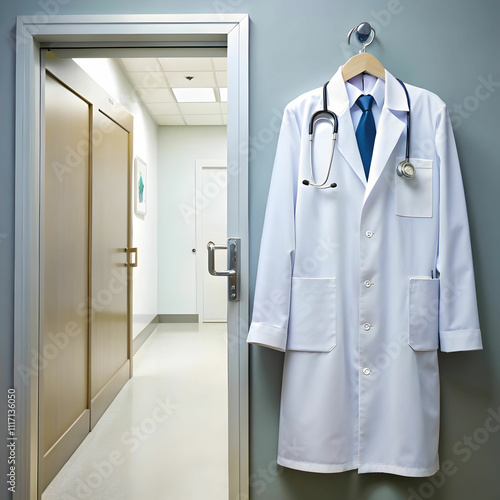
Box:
[326,65,409,114]
[384,70,410,113]
[326,67,408,199]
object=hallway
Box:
[42,323,228,500]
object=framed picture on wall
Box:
[134,157,147,215]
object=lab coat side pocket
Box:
[395,158,433,218]
[408,277,440,351]
[286,277,336,352]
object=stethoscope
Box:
[302,82,339,189]
[302,78,414,189]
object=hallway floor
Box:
[42,323,228,500]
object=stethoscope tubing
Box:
[304,78,413,188]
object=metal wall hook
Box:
[347,22,376,53]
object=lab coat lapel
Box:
[363,71,408,204]
[327,69,367,186]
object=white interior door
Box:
[196,161,227,322]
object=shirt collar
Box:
[326,66,408,116]
[345,74,385,110]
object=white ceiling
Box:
[118,57,227,126]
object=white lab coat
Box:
[247,67,482,477]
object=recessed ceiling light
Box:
[172,88,215,103]
[219,88,228,102]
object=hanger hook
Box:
[347,22,376,54]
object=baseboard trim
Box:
[90,360,130,429]
[133,315,159,355]
[158,314,199,323]
[41,409,90,492]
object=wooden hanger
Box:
[342,52,385,82]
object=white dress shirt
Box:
[346,73,385,131]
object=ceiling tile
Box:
[120,58,162,72]
[146,102,180,115]
[184,115,223,126]
[178,103,221,115]
[212,57,227,71]
[128,71,168,89]
[215,71,227,87]
[156,115,185,126]
[158,57,213,72]
[118,57,229,124]
[166,71,216,88]
[138,88,176,103]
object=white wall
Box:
[74,58,158,339]
[157,126,227,315]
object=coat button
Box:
[365,230,374,238]
[363,323,372,331]
[364,280,373,288]
[363,368,372,375]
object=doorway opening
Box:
[14,15,248,500]
[40,49,230,499]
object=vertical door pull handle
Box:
[129,247,138,267]
[206,238,240,301]
[207,242,234,277]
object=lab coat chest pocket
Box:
[409,277,440,351]
[287,278,336,352]
[395,158,433,218]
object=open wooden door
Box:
[90,109,131,429]
[41,71,92,492]
[40,52,134,491]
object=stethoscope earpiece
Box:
[303,179,337,188]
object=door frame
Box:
[14,14,249,500]
[195,159,228,323]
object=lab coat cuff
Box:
[247,322,287,352]
[439,329,483,352]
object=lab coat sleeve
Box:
[246,105,300,351]
[435,104,483,352]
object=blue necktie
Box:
[355,95,376,179]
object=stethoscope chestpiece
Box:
[396,160,415,179]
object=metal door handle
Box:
[207,238,240,301]
[128,247,138,267]
[207,242,234,277]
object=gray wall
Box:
[1,1,499,499]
